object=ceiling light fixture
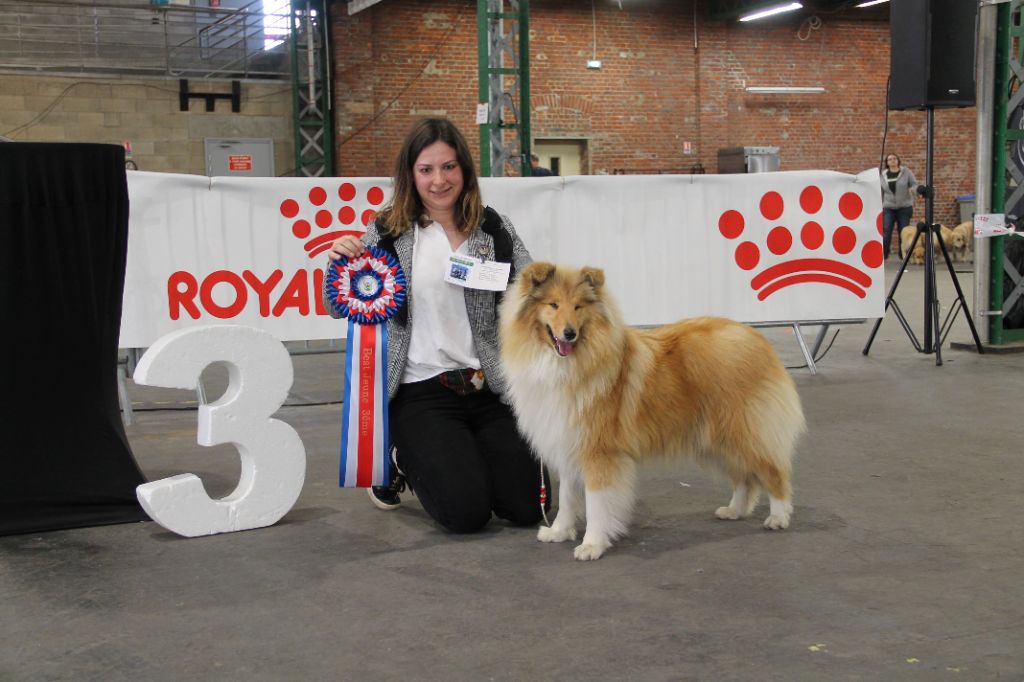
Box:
[745,86,826,94]
[738,2,803,22]
[855,0,889,7]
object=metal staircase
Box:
[288,0,332,177]
[476,0,530,177]
[0,0,291,80]
[991,0,1024,343]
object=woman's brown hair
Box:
[882,153,902,171]
[376,118,484,236]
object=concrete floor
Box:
[3,260,1023,681]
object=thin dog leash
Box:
[539,460,550,526]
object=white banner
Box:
[121,169,885,348]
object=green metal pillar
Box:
[290,0,333,177]
[477,0,530,177]
[992,0,1024,343]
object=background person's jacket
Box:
[880,166,918,209]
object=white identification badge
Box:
[444,254,511,291]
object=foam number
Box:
[133,325,306,537]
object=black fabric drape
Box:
[0,143,148,535]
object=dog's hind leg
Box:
[715,478,760,520]
[764,494,793,530]
[760,462,793,530]
[537,467,581,544]
[574,458,637,561]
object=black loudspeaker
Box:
[889,0,978,110]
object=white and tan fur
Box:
[950,221,972,262]
[900,226,920,263]
[902,225,943,265]
[498,263,806,560]
[939,224,954,256]
[903,224,962,264]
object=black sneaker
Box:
[367,447,406,510]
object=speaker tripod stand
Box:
[863,220,984,363]
[863,106,984,363]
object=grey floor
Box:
[3,259,1023,681]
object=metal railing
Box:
[0,0,290,80]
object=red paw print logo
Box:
[718,185,883,300]
[279,182,386,259]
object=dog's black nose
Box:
[563,327,577,341]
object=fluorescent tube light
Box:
[745,86,826,94]
[738,2,803,22]
[855,0,889,7]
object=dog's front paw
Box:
[538,524,576,543]
[763,512,790,530]
[573,541,609,561]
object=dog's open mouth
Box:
[547,327,576,357]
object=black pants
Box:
[390,377,549,533]
[882,206,914,258]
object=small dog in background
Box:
[951,222,973,262]
[939,224,954,255]
[902,224,952,265]
[901,226,921,264]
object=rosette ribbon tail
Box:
[339,318,390,487]
[326,246,406,488]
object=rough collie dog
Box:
[498,262,806,560]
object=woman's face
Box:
[886,155,900,170]
[412,140,464,219]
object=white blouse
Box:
[401,222,480,384]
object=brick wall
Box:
[0,74,294,176]
[331,0,976,227]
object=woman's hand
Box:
[327,235,365,261]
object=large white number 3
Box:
[133,325,306,537]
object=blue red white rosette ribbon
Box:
[325,246,406,488]
[325,245,407,325]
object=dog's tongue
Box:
[555,339,575,357]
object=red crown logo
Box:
[718,185,883,300]
[279,182,386,258]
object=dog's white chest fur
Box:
[503,356,582,472]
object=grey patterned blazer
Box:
[324,210,532,402]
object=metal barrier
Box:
[115,319,863,424]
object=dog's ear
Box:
[579,266,605,291]
[521,262,556,291]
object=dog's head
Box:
[510,261,608,358]
[951,230,966,249]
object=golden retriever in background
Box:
[939,224,954,255]
[498,262,806,561]
[901,226,921,263]
[951,222,973,262]
[902,225,948,265]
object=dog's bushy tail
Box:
[726,376,805,502]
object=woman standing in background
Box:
[880,153,918,259]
